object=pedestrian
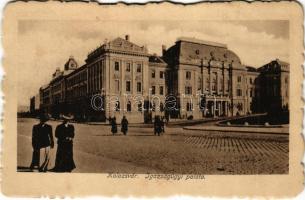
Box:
[111,117,117,135]
[153,116,157,135]
[30,113,54,172]
[154,115,162,136]
[53,114,76,172]
[121,116,128,135]
[107,116,113,125]
[161,116,165,133]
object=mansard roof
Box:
[258,59,290,73]
[177,37,227,48]
[169,37,244,70]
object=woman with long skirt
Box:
[53,114,76,172]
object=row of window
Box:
[66,85,87,100]
[151,85,164,95]
[88,62,103,94]
[115,80,142,93]
[186,71,230,92]
[113,101,142,112]
[51,83,62,94]
[151,70,165,79]
[67,71,87,88]
[115,61,142,73]
[113,101,165,112]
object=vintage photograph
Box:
[16,19,290,174]
[2,1,303,197]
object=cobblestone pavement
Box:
[185,135,288,158]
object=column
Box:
[209,72,212,94]
[121,59,125,114]
[213,100,216,117]
[225,101,228,116]
[216,72,220,95]
[219,101,222,116]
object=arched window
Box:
[138,102,142,112]
[115,100,120,111]
[160,102,164,112]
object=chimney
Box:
[162,45,167,56]
[125,35,130,41]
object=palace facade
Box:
[32,35,289,123]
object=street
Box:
[17,118,288,174]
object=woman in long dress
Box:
[111,117,118,135]
[121,116,128,135]
[53,114,76,172]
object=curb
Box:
[182,127,289,135]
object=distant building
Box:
[245,66,260,114]
[30,93,40,114]
[257,59,290,113]
[34,35,289,122]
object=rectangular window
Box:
[137,64,142,73]
[220,78,223,92]
[126,81,131,92]
[185,86,192,95]
[115,80,119,93]
[137,82,142,92]
[160,71,164,79]
[127,101,131,112]
[206,78,209,91]
[115,61,120,71]
[237,76,242,82]
[226,79,230,92]
[236,89,242,96]
[186,71,191,80]
[126,63,131,72]
[151,70,155,78]
[186,102,193,111]
[151,86,156,95]
[159,86,164,95]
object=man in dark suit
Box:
[30,113,54,172]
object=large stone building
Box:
[163,37,250,119]
[32,35,289,123]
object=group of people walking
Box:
[109,116,129,135]
[30,113,76,173]
[109,115,165,136]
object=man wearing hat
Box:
[30,113,54,172]
[53,114,76,172]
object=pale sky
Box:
[17,20,289,107]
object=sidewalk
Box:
[183,125,289,135]
[47,115,260,128]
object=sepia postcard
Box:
[1,0,304,197]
